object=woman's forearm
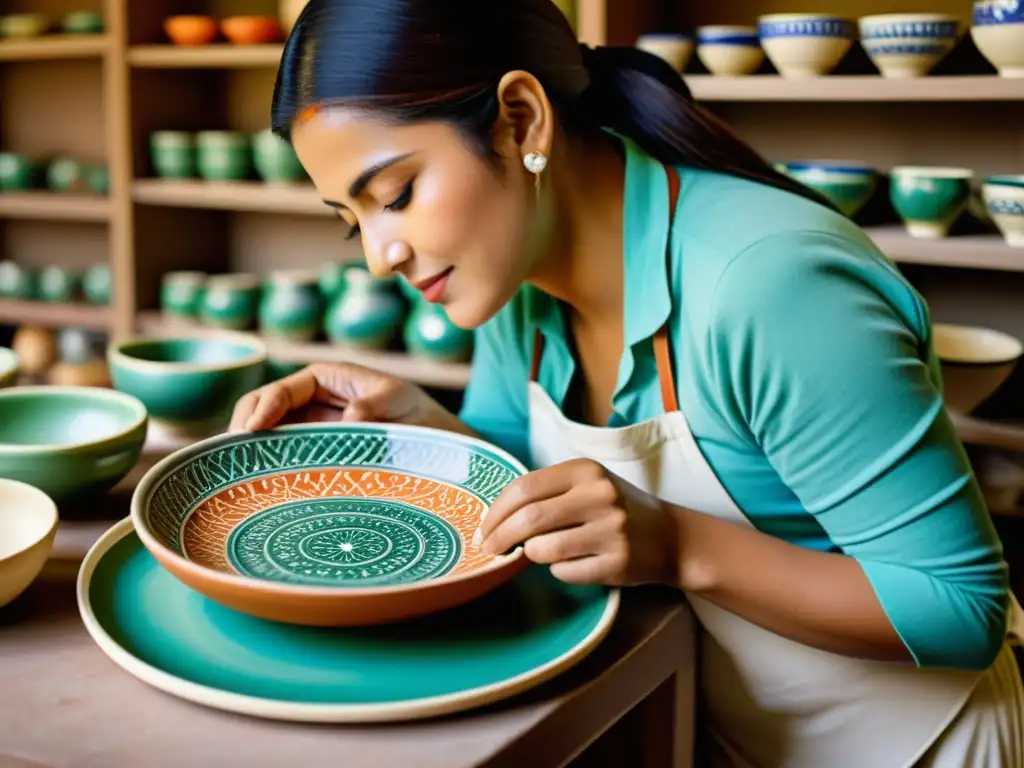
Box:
[671,504,913,663]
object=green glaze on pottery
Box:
[0,387,147,505]
[46,156,87,193]
[36,266,80,303]
[150,132,196,179]
[776,162,878,218]
[0,152,36,191]
[160,271,207,317]
[0,260,33,299]
[404,300,473,363]
[196,132,252,182]
[201,274,260,330]
[0,347,18,388]
[85,522,614,709]
[108,337,266,434]
[83,264,112,305]
[141,424,522,556]
[252,129,307,183]
[84,165,109,195]
[226,498,462,586]
[259,271,323,341]
[318,262,347,302]
[890,167,973,234]
[324,268,406,350]
[62,10,104,34]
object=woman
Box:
[230,1,1024,764]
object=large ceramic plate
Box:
[131,423,532,625]
[78,518,620,723]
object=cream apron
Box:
[525,166,1024,767]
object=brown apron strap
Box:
[529,164,681,414]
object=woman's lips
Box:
[414,267,453,303]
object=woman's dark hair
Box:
[272,0,837,211]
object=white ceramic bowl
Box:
[972,0,1024,78]
[982,175,1024,248]
[636,34,694,72]
[0,478,58,608]
[859,14,961,78]
[757,14,857,78]
[696,26,765,76]
[932,323,1024,412]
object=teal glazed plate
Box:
[131,423,534,626]
[78,518,620,723]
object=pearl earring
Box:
[523,151,548,174]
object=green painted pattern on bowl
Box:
[0,387,147,505]
[108,337,266,431]
[0,347,18,388]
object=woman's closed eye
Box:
[340,180,415,241]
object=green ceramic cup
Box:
[775,160,878,218]
[404,300,474,363]
[108,336,267,439]
[890,166,974,238]
[0,386,148,507]
[36,266,80,303]
[0,152,36,191]
[0,347,19,388]
[200,273,261,330]
[62,11,104,34]
[160,271,207,318]
[83,264,112,305]
[150,132,196,179]
[47,156,88,193]
[196,131,252,182]
[252,129,307,183]
[0,260,35,299]
[324,266,407,350]
[259,270,324,342]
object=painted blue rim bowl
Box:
[758,16,858,40]
[974,1,1024,27]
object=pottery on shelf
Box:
[221,16,283,45]
[10,327,55,376]
[164,15,219,46]
[0,346,18,388]
[404,299,474,364]
[36,265,81,303]
[279,0,311,33]
[0,14,49,38]
[972,0,1024,78]
[0,152,38,191]
[57,327,106,365]
[62,11,104,35]
[757,14,857,78]
[859,14,961,79]
[776,160,878,217]
[108,336,267,440]
[318,261,348,302]
[635,34,694,72]
[83,264,112,305]
[252,129,307,183]
[259,269,324,342]
[0,386,148,507]
[200,273,260,330]
[982,175,1024,248]
[84,164,109,195]
[196,131,252,182]
[130,422,530,626]
[0,478,57,609]
[150,132,196,180]
[696,26,765,76]
[889,166,974,238]
[46,156,89,194]
[931,323,1023,413]
[0,260,35,299]
[160,270,207,318]
[324,266,407,350]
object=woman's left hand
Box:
[475,459,680,587]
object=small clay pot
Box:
[165,15,219,45]
[221,16,283,44]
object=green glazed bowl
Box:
[252,129,307,183]
[62,11,104,34]
[0,152,36,191]
[0,347,18,388]
[890,166,974,238]
[108,336,267,440]
[0,386,148,506]
[150,132,196,180]
[196,132,252,182]
[775,160,878,218]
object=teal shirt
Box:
[460,136,1009,671]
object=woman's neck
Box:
[527,132,627,328]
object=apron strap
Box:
[529,164,682,414]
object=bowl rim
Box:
[0,477,58,564]
[890,166,974,178]
[108,334,268,374]
[858,13,961,26]
[777,159,877,175]
[0,385,148,455]
[758,13,856,23]
[983,174,1024,188]
[131,421,531,598]
[932,322,1024,365]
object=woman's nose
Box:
[363,232,412,278]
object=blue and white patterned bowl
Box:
[972,1,1024,77]
[982,175,1024,248]
[859,14,961,78]
[757,14,857,78]
[696,25,764,76]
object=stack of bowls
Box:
[775,160,878,217]
[696,26,765,76]
[757,14,857,77]
[858,14,961,78]
[982,175,1024,248]
[972,0,1024,78]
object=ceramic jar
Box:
[196,131,252,181]
[151,132,196,179]
[279,0,310,32]
[259,270,324,341]
[252,129,307,183]
[404,299,473,363]
[201,273,261,330]
[161,271,207,318]
[82,264,111,305]
[324,266,406,350]
[37,266,80,303]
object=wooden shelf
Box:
[137,313,472,390]
[0,299,110,330]
[866,227,1024,273]
[952,412,1024,455]
[685,75,1024,102]
[0,34,109,62]
[0,192,111,222]
[128,44,284,68]
[132,179,329,216]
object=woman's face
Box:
[291,109,542,330]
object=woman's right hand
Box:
[228,362,471,435]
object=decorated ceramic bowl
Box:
[0,346,18,388]
[131,423,530,626]
[932,323,1023,412]
[758,14,857,78]
[636,34,694,72]
[775,160,878,217]
[982,175,1024,248]
[859,14,961,78]
[696,26,764,76]
[889,166,974,238]
[0,386,148,506]
[0,478,58,608]
[972,0,1024,78]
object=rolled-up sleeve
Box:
[706,230,1009,670]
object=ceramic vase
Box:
[201,273,261,330]
[161,271,207,318]
[259,270,324,341]
[324,266,406,350]
[404,299,473,363]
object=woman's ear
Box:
[492,70,555,164]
